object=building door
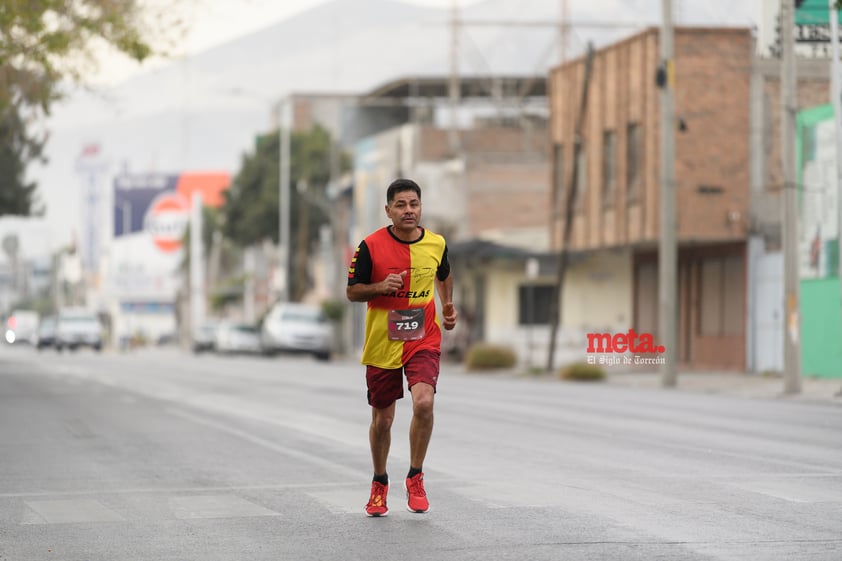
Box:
[679,261,694,364]
[695,251,746,369]
[752,251,784,373]
[635,261,658,338]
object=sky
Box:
[92,0,486,85]
[88,0,766,86]
[8,0,766,261]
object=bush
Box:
[465,343,517,370]
[321,299,344,322]
[130,331,149,349]
[558,362,606,382]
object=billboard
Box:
[797,104,839,279]
[109,172,230,303]
[796,104,842,378]
[113,172,230,253]
[795,0,842,25]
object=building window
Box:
[627,123,641,201]
[602,130,616,206]
[722,256,743,336]
[699,255,743,337]
[574,142,587,210]
[518,284,556,325]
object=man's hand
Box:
[441,303,458,330]
[379,270,407,294]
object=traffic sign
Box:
[796,0,842,25]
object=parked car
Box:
[192,322,219,353]
[156,333,177,347]
[56,309,103,352]
[260,302,332,361]
[36,315,58,350]
[214,322,262,355]
[5,309,39,345]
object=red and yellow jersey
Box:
[347,226,450,369]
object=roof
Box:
[360,75,547,103]
[448,239,533,260]
[448,238,591,268]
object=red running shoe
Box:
[405,473,430,513]
[365,481,389,517]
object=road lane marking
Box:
[22,499,125,524]
[168,495,279,519]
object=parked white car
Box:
[5,309,39,345]
[192,322,220,353]
[56,309,103,352]
[36,315,58,350]
[260,302,332,361]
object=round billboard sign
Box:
[143,192,189,253]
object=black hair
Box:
[386,178,421,204]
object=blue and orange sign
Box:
[113,172,230,253]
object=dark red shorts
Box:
[366,349,441,409]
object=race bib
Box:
[388,309,425,341]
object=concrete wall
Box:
[562,249,633,332]
[479,249,632,368]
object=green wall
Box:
[797,104,842,379]
[801,278,842,378]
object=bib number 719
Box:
[388,309,425,341]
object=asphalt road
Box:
[1,345,840,561]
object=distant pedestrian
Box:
[346,178,458,517]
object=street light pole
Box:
[830,0,842,326]
[190,192,205,340]
[659,0,678,388]
[279,96,291,303]
[781,0,802,394]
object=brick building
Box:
[549,27,756,371]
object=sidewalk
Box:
[453,360,842,405]
[604,370,842,405]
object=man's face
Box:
[385,189,422,233]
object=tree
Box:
[0,1,180,217]
[223,124,351,301]
[0,105,42,215]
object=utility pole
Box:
[449,0,461,154]
[279,97,291,303]
[546,44,595,373]
[560,0,569,64]
[828,0,842,391]
[830,0,842,352]
[659,0,678,388]
[549,0,570,250]
[189,192,205,342]
[781,0,803,394]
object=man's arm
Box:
[436,275,457,330]
[347,271,407,302]
[435,275,452,308]
[347,240,400,302]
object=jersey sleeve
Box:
[347,240,373,286]
[436,244,451,281]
